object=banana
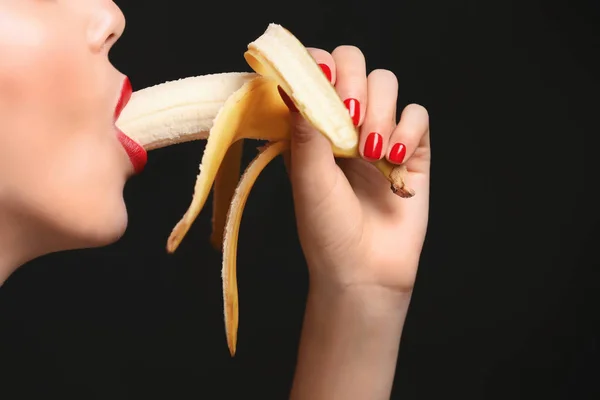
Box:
[210,139,244,251]
[166,74,293,253]
[222,140,291,355]
[117,72,258,150]
[116,23,414,356]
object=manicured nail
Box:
[364,132,383,160]
[343,98,360,126]
[277,86,298,112]
[318,63,332,83]
[389,142,407,164]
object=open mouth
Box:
[114,77,147,174]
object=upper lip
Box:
[113,76,148,175]
[114,76,132,121]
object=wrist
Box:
[303,245,419,296]
[307,278,412,319]
[306,261,414,314]
[290,272,411,400]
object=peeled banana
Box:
[116,23,414,356]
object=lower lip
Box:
[117,128,147,174]
[115,77,147,174]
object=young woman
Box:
[0,1,431,398]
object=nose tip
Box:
[88,2,126,53]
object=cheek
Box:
[0,11,107,144]
[33,123,126,197]
[0,41,123,224]
[0,9,128,244]
[2,128,129,245]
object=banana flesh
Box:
[244,24,414,198]
[244,24,358,153]
[166,75,292,253]
[116,23,414,356]
[117,72,258,150]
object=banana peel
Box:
[116,23,414,356]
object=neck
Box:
[0,249,21,287]
[0,208,50,287]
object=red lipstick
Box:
[115,77,147,174]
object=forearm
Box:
[290,282,411,400]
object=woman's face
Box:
[0,0,146,258]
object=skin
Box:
[289,49,430,399]
[0,1,431,399]
[0,0,131,279]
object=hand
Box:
[288,45,430,296]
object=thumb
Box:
[289,112,340,205]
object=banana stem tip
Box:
[391,183,416,198]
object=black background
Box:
[1,0,598,399]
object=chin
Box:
[86,203,129,248]
[87,215,128,248]
[59,196,130,251]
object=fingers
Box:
[331,45,367,126]
[359,69,398,161]
[388,104,430,236]
[278,47,334,112]
[304,47,336,84]
[288,48,341,204]
[386,104,430,168]
[289,46,368,204]
[288,45,432,208]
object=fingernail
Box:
[343,98,360,126]
[318,63,332,83]
[278,85,298,112]
[364,132,383,160]
[389,142,407,164]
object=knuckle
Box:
[332,45,365,60]
[369,68,397,83]
[306,47,332,59]
[343,75,367,90]
[404,103,429,120]
[368,69,399,92]
[291,117,316,145]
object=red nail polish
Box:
[318,63,332,82]
[389,142,407,164]
[344,98,360,126]
[277,85,298,112]
[364,132,383,160]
